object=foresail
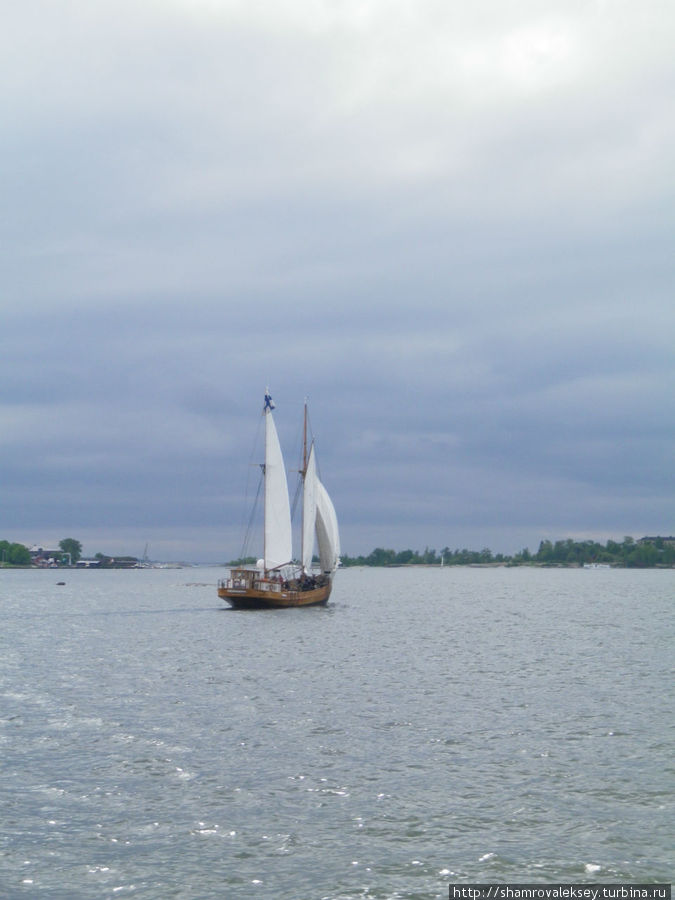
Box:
[316,479,340,574]
[302,443,317,572]
[264,407,292,569]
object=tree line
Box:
[339,536,675,568]
[4,535,673,569]
[0,541,32,566]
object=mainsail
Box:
[302,441,340,574]
[316,478,340,574]
[264,399,293,570]
[302,443,318,572]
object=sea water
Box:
[0,566,672,899]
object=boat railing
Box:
[220,569,287,593]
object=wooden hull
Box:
[218,580,332,609]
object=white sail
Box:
[302,443,317,572]
[264,405,292,570]
[316,479,340,574]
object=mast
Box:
[301,399,307,569]
[300,399,319,573]
[263,390,270,570]
[303,399,308,475]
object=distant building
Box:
[29,546,64,567]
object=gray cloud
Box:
[1,1,673,561]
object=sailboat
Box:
[218,391,340,609]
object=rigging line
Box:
[238,412,265,551]
[290,400,310,525]
[302,407,320,479]
[291,476,302,522]
[241,470,263,560]
[289,399,313,473]
[305,406,313,446]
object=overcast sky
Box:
[2,0,673,562]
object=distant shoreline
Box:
[338,536,675,569]
[3,561,674,571]
[337,563,675,569]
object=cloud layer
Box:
[2,1,673,561]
